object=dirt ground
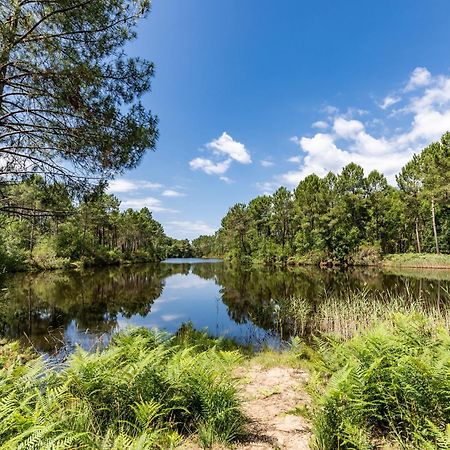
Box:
[234,364,312,450]
[179,362,312,450]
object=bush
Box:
[288,250,328,266]
[350,244,382,266]
[29,235,70,270]
[0,220,29,272]
[310,314,450,449]
[0,327,246,449]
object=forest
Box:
[1,132,449,272]
[192,132,450,266]
[0,178,192,271]
[0,0,177,272]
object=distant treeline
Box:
[0,179,192,271]
[192,132,450,265]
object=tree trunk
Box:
[431,197,440,254]
[0,6,21,112]
[29,206,36,253]
[415,217,421,253]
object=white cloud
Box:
[189,157,231,175]
[346,107,369,117]
[165,220,216,239]
[120,196,177,213]
[206,132,252,164]
[334,117,389,154]
[189,132,252,179]
[108,179,162,193]
[405,67,432,91]
[259,67,450,190]
[322,105,339,114]
[219,176,234,184]
[333,117,365,139]
[408,77,450,112]
[379,95,401,110]
[312,120,329,129]
[287,156,301,163]
[162,189,186,197]
[260,160,274,167]
[255,181,279,195]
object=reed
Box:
[278,287,450,339]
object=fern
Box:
[310,314,450,450]
[0,325,245,449]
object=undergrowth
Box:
[0,325,245,449]
[306,314,450,450]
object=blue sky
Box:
[108,0,450,239]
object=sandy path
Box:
[235,364,312,449]
[178,363,312,450]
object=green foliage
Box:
[350,244,382,266]
[1,0,158,206]
[30,236,70,270]
[0,177,189,272]
[192,235,217,258]
[165,238,193,258]
[196,132,450,266]
[308,314,450,450]
[0,327,245,449]
[274,286,450,340]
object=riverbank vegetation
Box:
[1,311,449,449]
[306,314,450,449]
[193,132,450,267]
[383,252,450,269]
[0,177,193,272]
[274,288,450,339]
[0,326,244,449]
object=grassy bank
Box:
[383,253,450,269]
[286,250,450,270]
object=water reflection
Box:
[0,261,449,354]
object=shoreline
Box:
[381,253,450,270]
[2,253,450,275]
[2,313,448,449]
[286,252,450,270]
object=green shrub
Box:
[288,250,329,266]
[350,244,382,266]
[0,327,246,449]
[29,236,70,270]
[310,314,450,450]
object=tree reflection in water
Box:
[0,261,449,354]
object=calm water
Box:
[1,259,449,356]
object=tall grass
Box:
[306,314,450,450]
[0,326,245,449]
[278,287,450,338]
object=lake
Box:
[1,258,449,356]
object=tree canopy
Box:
[0,176,192,271]
[0,0,158,214]
[193,132,450,265]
